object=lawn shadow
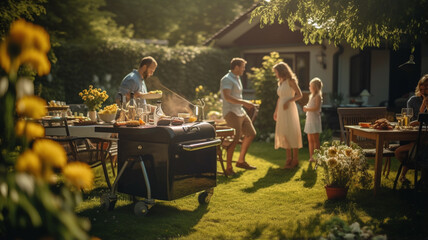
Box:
[216,171,245,185]
[79,198,209,239]
[299,163,318,188]
[242,166,299,193]
[314,188,428,239]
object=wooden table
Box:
[345,125,418,195]
[215,125,235,177]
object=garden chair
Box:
[42,117,80,161]
[393,113,428,190]
[337,107,395,177]
[75,137,116,190]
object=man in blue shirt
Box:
[220,58,257,175]
[117,56,157,104]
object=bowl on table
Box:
[98,112,116,123]
[358,122,371,128]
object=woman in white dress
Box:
[303,78,323,162]
[273,62,303,169]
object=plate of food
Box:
[141,90,162,99]
[358,122,371,128]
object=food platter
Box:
[140,91,162,99]
[46,106,69,111]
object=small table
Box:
[215,125,235,177]
[345,125,418,195]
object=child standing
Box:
[273,62,303,169]
[303,78,323,162]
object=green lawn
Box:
[77,141,428,239]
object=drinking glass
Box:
[138,104,150,123]
[395,113,403,127]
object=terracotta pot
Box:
[325,185,348,200]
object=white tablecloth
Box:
[45,125,113,139]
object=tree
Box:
[251,0,428,51]
[0,0,47,39]
[104,0,257,45]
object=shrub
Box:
[35,39,239,106]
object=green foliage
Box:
[321,217,387,240]
[194,85,222,117]
[35,40,238,105]
[251,0,428,50]
[104,0,257,45]
[247,52,283,138]
[0,0,47,38]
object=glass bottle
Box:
[126,92,137,121]
[154,100,164,125]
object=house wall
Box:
[242,44,335,97]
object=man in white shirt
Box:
[220,58,257,175]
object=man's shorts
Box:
[224,112,256,143]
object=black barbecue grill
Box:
[95,122,220,215]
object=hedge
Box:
[35,39,239,106]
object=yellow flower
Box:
[327,146,338,157]
[63,162,94,190]
[15,49,51,76]
[88,95,94,100]
[0,41,11,73]
[82,96,87,101]
[195,88,199,93]
[327,157,338,168]
[79,92,83,97]
[83,89,88,94]
[16,95,47,118]
[15,120,45,140]
[344,148,353,157]
[89,85,93,89]
[33,139,67,169]
[15,150,41,177]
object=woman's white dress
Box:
[304,94,322,134]
[275,80,303,149]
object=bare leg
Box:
[282,149,293,168]
[291,148,299,167]
[314,133,320,150]
[237,134,255,163]
[226,141,238,170]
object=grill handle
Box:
[181,139,221,151]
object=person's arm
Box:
[283,79,303,110]
[303,95,321,112]
[222,89,255,109]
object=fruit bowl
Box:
[98,112,116,123]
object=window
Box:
[350,51,371,97]
[243,52,310,91]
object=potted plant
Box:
[79,85,108,121]
[314,140,372,199]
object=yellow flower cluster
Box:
[15,120,45,140]
[15,139,94,190]
[99,103,118,114]
[195,85,204,93]
[16,95,47,119]
[250,99,262,105]
[79,85,109,111]
[0,19,51,76]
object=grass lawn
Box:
[77,141,428,239]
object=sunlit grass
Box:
[76,141,428,239]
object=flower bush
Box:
[0,19,94,239]
[79,85,108,111]
[194,85,222,117]
[314,140,372,189]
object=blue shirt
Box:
[220,71,245,117]
[407,95,426,121]
[117,69,147,104]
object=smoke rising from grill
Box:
[146,76,196,116]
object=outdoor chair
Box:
[337,107,395,177]
[75,137,116,190]
[41,117,80,161]
[393,113,428,190]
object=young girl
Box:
[273,62,303,169]
[303,78,323,162]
